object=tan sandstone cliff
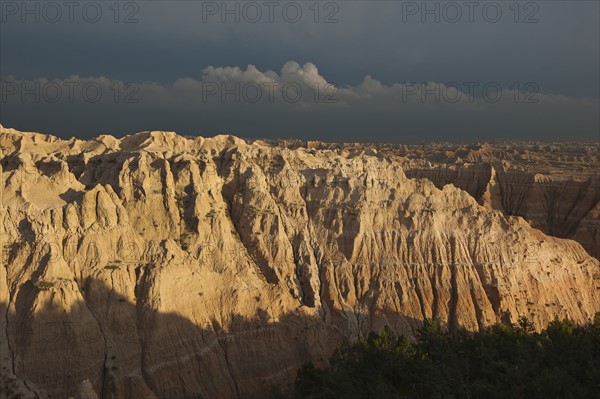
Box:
[1,126,599,399]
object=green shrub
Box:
[287,315,600,399]
[104,264,120,270]
[35,280,54,290]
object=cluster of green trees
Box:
[284,316,600,398]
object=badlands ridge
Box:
[0,125,599,398]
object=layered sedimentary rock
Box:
[1,126,599,399]
[402,160,600,259]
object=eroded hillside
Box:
[1,126,599,399]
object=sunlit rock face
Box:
[1,126,599,399]
[404,163,600,260]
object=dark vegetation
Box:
[283,315,600,399]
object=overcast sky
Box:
[1,1,598,142]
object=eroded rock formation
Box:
[1,126,599,399]
[402,160,600,259]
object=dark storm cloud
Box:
[0,1,598,141]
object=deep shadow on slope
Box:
[0,277,367,399]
